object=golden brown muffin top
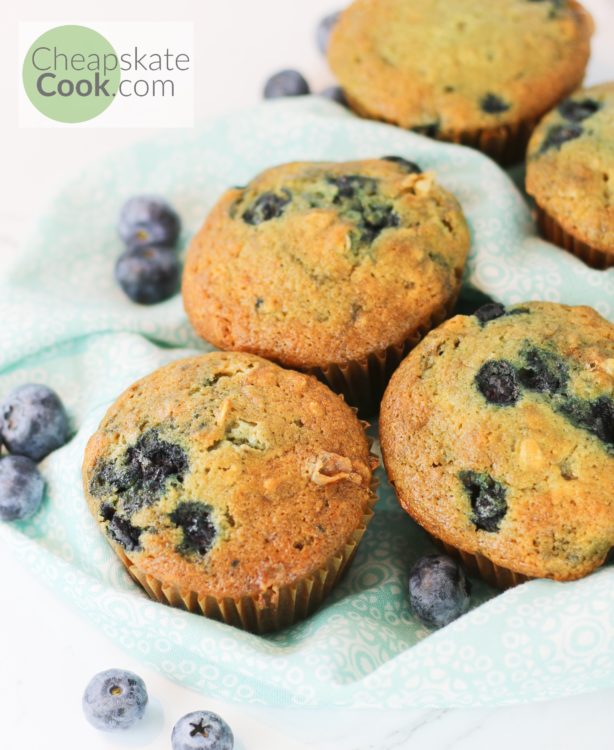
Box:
[83,352,377,604]
[183,159,470,369]
[328,0,592,136]
[380,301,614,581]
[526,82,614,255]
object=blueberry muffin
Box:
[182,158,470,412]
[82,352,378,633]
[328,0,593,164]
[526,82,614,269]
[380,301,614,586]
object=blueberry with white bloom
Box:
[316,11,341,54]
[82,669,148,731]
[0,455,45,521]
[263,69,310,99]
[171,710,234,750]
[0,384,69,461]
[408,554,471,628]
[118,195,181,249]
[320,86,348,106]
[115,245,180,305]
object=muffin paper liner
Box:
[444,118,541,167]
[427,533,530,590]
[114,441,380,634]
[307,293,458,416]
[536,204,613,270]
[344,91,541,167]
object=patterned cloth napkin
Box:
[0,98,612,708]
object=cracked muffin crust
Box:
[380,301,614,584]
[526,82,614,268]
[182,158,470,410]
[82,352,377,631]
[328,0,593,163]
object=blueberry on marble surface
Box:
[480,93,510,114]
[118,195,181,249]
[475,360,520,406]
[171,710,234,750]
[0,383,69,461]
[408,555,471,629]
[316,11,341,55]
[540,124,583,153]
[242,190,292,225]
[558,98,600,122]
[170,502,217,556]
[460,470,508,532]
[381,156,422,174]
[0,455,45,522]
[263,69,310,99]
[82,669,148,731]
[115,245,180,305]
[320,86,348,106]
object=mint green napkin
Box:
[0,98,612,708]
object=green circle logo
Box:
[22,25,121,123]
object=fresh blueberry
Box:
[480,93,510,114]
[320,86,348,106]
[263,69,310,99]
[171,710,234,750]
[170,502,217,556]
[0,384,69,461]
[540,124,583,153]
[118,196,181,249]
[316,11,341,54]
[381,156,422,174]
[0,455,45,522]
[474,302,506,324]
[408,555,471,629]
[460,470,508,532]
[83,669,148,731]
[242,191,292,225]
[115,245,180,305]
[558,98,601,122]
[475,360,520,406]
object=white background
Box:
[1,1,613,748]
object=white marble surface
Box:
[1,1,613,748]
